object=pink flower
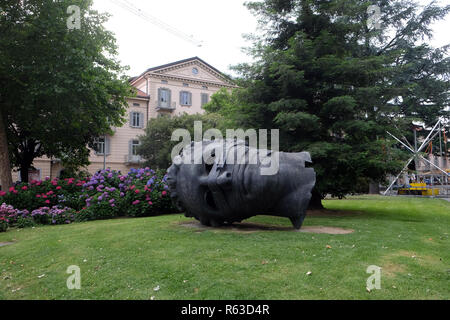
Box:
[162,191,167,196]
[148,201,153,205]
[36,194,41,198]
[130,185,135,190]
[45,200,50,204]
[132,200,140,205]
[9,187,15,192]
[22,186,28,191]
[135,189,140,194]
[0,191,6,197]
[56,186,62,190]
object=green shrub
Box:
[0,218,7,232]
[16,216,36,229]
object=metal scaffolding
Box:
[383,119,450,197]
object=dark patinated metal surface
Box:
[167,140,316,229]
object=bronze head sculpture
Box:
[167,139,316,229]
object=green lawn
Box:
[0,195,449,300]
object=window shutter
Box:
[129,112,133,127]
[158,88,162,107]
[179,91,183,105]
[128,140,133,156]
[188,92,192,106]
[201,93,209,106]
[168,89,172,107]
[139,113,144,128]
[105,137,111,155]
[94,138,101,155]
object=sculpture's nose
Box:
[199,170,232,189]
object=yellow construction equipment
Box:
[398,183,440,196]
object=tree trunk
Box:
[369,182,380,195]
[20,164,29,183]
[18,140,36,184]
[308,187,324,210]
[0,111,13,191]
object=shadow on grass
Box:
[178,220,354,234]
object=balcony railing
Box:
[157,102,176,111]
[125,154,143,165]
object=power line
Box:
[110,0,203,47]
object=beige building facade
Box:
[12,57,237,181]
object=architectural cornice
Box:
[148,72,238,88]
[130,57,239,88]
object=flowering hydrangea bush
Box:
[0,167,179,231]
[0,203,31,230]
[1,178,86,211]
[0,203,11,232]
[0,203,75,229]
[31,206,76,225]
[80,168,176,219]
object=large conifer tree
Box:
[210,0,450,206]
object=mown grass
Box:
[0,195,449,300]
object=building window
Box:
[133,103,140,107]
[180,91,192,106]
[158,88,172,109]
[131,140,140,156]
[130,112,143,128]
[183,83,189,87]
[94,137,110,155]
[161,80,168,84]
[201,93,209,107]
[28,169,41,182]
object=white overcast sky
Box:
[91,0,449,78]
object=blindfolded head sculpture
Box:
[167,139,316,229]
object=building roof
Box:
[129,87,149,100]
[129,56,236,87]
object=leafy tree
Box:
[137,113,226,170]
[0,0,131,189]
[208,0,449,207]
